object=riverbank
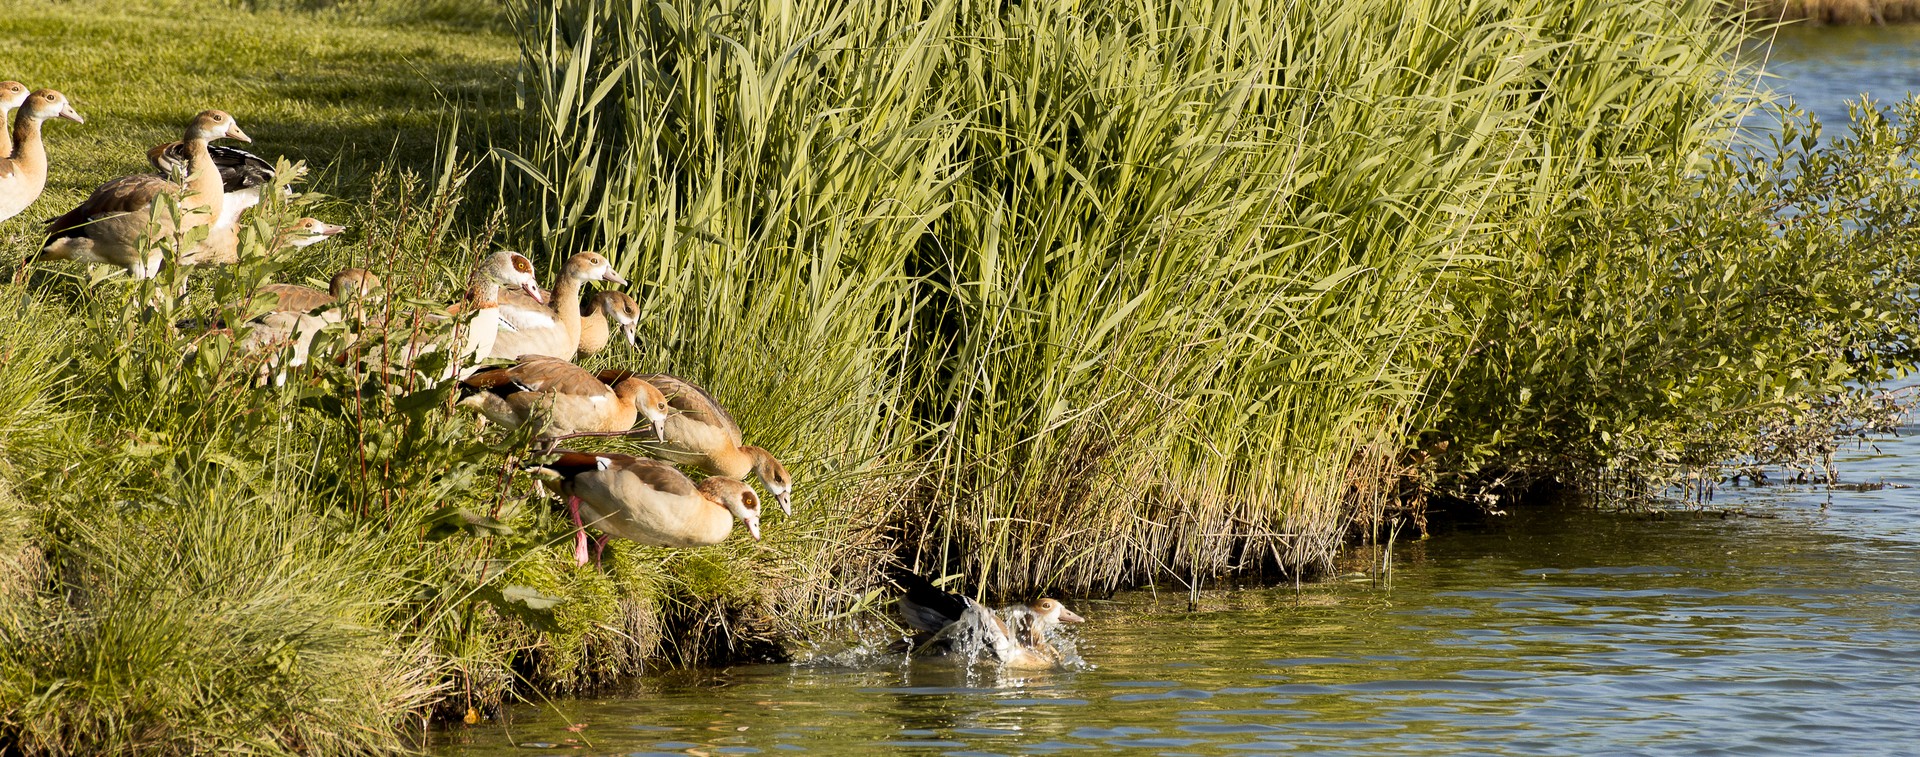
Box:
[1731,0,1920,24]
[5,0,1920,754]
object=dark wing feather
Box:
[893,570,970,633]
[150,141,274,192]
[538,450,639,480]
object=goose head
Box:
[286,217,346,248]
[697,476,762,540]
[744,446,792,516]
[1030,598,1084,627]
[634,377,672,441]
[593,290,641,347]
[0,82,28,113]
[565,251,629,287]
[484,250,544,302]
[329,267,382,302]
[23,89,82,124]
[186,109,248,143]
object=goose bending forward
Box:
[895,571,1085,670]
[639,372,793,515]
[577,289,641,355]
[250,266,381,315]
[39,110,246,278]
[0,89,83,224]
[529,451,762,566]
[458,357,669,438]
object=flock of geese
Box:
[0,88,1083,667]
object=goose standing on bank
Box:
[490,251,627,361]
[895,571,1085,670]
[458,357,670,438]
[396,250,544,376]
[0,82,32,160]
[0,89,83,225]
[39,110,245,277]
[577,289,641,356]
[147,139,278,229]
[640,372,794,515]
[529,451,763,566]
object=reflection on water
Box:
[1755,24,1920,129]
[432,32,1920,757]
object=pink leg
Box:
[593,535,610,568]
[567,495,590,567]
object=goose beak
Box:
[226,123,252,143]
[58,105,83,124]
[522,283,547,304]
[1058,608,1085,624]
[622,324,638,347]
[745,517,761,541]
[775,490,791,517]
[602,269,629,287]
[318,223,346,237]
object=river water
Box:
[432,28,1920,757]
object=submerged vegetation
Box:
[0,0,1917,752]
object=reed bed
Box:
[499,0,1752,595]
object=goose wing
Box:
[43,174,176,241]
[640,373,743,445]
[149,141,274,192]
[895,570,972,633]
[462,357,609,399]
[253,283,334,313]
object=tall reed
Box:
[500,0,1750,594]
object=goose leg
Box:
[566,495,590,566]
[593,534,610,568]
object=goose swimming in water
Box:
[895,571,1085,670]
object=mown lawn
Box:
[0,0,514,259]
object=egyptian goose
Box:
[0,89,83,224]
[895,571,1085,670]
[147,140,279,229]
[640,372,794,515]
[38,110,245,278]
[457,356,670,438]
[529,451,762,566]
[0,82,31,160]
[402,250,542,376]
[251,266,380,315]
[490,251,628,361]
[179,216,344,266]
[577,289,640,355]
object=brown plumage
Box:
[38,110,244,278]
[252,266,379,314]
[457,356,669,438]
[0,89,82,224]
[639,373,794,515]
[530,451,763,565]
